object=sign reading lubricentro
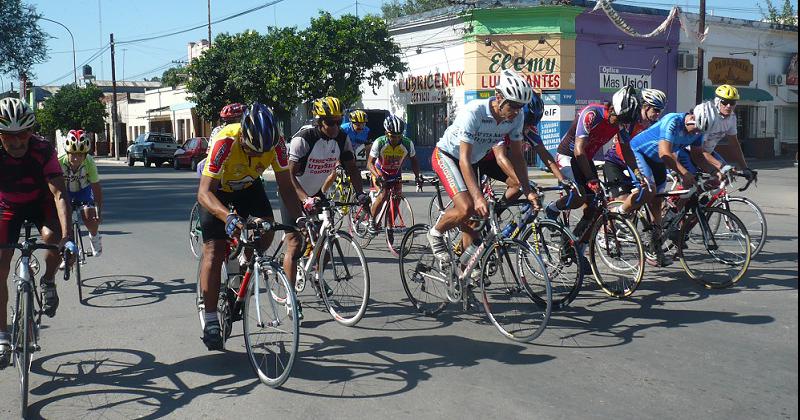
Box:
[708,57,754,85]
[599,66,651,92]
[397,71,464,104]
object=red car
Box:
[173,137,209,171]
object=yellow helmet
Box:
[715,84,740,101]
[349,109,368,123]
[311,97,343,118]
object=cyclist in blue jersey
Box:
[321,109,370,193]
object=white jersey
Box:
[436,97,524,164]
[702,112,737,153]
[288,126,354,195]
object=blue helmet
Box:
[524,92,545,126]
[240,102,277,153]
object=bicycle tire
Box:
[348,203,374,247]
[427,194,452,226]
[243,262,299,388]
[189,203,203,260]
[74,222,83,303]
[478,238,552,343]
[677,206,751,289]
[386,196,414,256]
[711,196,767,258]
[16,286,33,418]
[589,212,645,298]
[195,252,231,332]
[318,230,370,326]
[398,224,451,316]
[520,219,584,310]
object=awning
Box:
[169,101,196,111]
[703,86,773,102]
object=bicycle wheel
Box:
[478,238,551,343]
[348,203,374,246]
[243,262,299,388]
[317,230,370,326]
[428,195,452,226]
[398,224,451,316]
[195,252,231,331]
[711,196,767,258]
[73,222,83,303]
[15,287,34,417]
[677,207,751,289]
[589,212,645,298]
[520,219,583,310]
[386,196,414,256]
[189,202,203,259]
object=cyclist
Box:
[321,109,370,194]
[365,114,422,234]
[0,98,76,367]
[58,129,104,263]
[676,85,755,180]
[197,102,298,351]
[603,88,667,201]
[428,69,539,266]
[197,103,246,177]
[285,96,368,317]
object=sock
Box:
[430,227,442,237]
[204,311,219,324]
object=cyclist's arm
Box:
[275,170,302,223]
[573,136,595,180]
[343,157,364,195]
[287,160,312,202]
[90,182,103,219]
[197,175,228,222]
[367,141,381,180]
[85,156,103,217]
[701,150,725,172]
[659,139,689,176]
[47,176,73,242]
[410,155,421,180]
[617,132,640,173]
[459,141,483,201]
[691,145,717,173]
[723,134,748,169]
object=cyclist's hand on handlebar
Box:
[303,197,320,213]
[415,176,423,192]
[59,239,78,268]
[586,179,603,195]
[681,173,696,189]
[525,190,542,211]
[632,168,651,192]
[225,213,244,238]
[474,196,489,218]
[740,167,757,181]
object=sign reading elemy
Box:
[599,66,651,92]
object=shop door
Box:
[409,103,447,147]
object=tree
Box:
[381,0,452,19]
[36,84,107,140]
[0,0,49,79]
[161,66,187,88]
[760,0,798,26]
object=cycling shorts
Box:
[0,198,57,245]
[602,161,635,198]
[432,148,509,199]
[556,154,599,195]
[676,148,726,175]
[633,151,668,193]
[68,185,95,207]
[200,180,274,242]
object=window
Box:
[408,103,448,147]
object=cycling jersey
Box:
[700,110,737,153]
[370,135,415,178]
[482,127,543,162]
[289,126,355,195]
[340,122,370,146]
[557,104,627,159]
[202,123,287,193]
[0,135,62,209]
[436,97,524,164]
[604,120,652,166]
[59,154,99,193]
[629,113,703,162]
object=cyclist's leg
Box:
[0,207,25,334]
[549,154,587,215]
[430,148,475,260]
[603,160,634,203]
[568,158,599,237]
[33,197,61,316]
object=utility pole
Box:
[695,0,706,104]
[355,0,359,17]
[208,0,212,46]
[110,33,121,160]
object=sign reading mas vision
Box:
[599,66,651,92]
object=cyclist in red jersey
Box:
[0,98,76,368]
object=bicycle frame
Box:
[373,181,407,229]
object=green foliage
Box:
[381,0,452,19]
[0,0,49,78]
[37,84,107,139]
[760,0,798,26]
[161,66,187,88]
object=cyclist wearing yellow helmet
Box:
[321,109,371,193]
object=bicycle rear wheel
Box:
[15,287,34,417]
[589,212,645,298]
[478,238,551,342]
[386,196,414,256]
[711,196,767,258]
[73,222,84,303]
[521,219,583,310]
[348,203,374,247]
[243,262,299,388]
[318,231,370,326]
[677,207,751,288]
[398,224,451,316]
[189,202,202,259]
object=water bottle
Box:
[501,221,517,238]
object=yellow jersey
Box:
[202,123,287,192]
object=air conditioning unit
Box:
[678,52,697,70]
[768,74,787,86]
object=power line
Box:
[125,56,187,80]
[42,44,110,86]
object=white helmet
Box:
[0,97,36,133]
[65,129,91,154]
[693,101,718,132]
[640,88,667,110]
[612,86,641,124]
[496,69,533,105]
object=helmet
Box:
[311,97,343,118]
[496,69,533,105]
[612,85,641,124]
[715,84,740,101]
[65,129,91,154]
[349,110,368,123]
[383,114,405,135]
[523,91,545,126]
[640,88,667,110]
[240,102,278,153]
[693,101,719,132]
[219,103,245,122]
[0,97,36,133]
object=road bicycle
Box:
[188,202,202,259]
[272,199,370,326]
[349,178,414,255]
[326,165,355,229]
[399,196,552,343]
[1,223,70,417]
[70,199,96,302]
[194,218,300,387]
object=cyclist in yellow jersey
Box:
[197,103,302,351]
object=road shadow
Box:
[79,275,194,308]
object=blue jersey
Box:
[436,97,524,164]
[340,122,370,146]
[630,113,703,162]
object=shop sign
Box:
[398,71,464,104]
[599,66,651,92]
[474,39,563,90]
[708,57,753,85]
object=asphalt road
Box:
[1,159,797,420]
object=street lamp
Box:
[39,17,78,85]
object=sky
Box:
[3,0,797,89]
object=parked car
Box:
[173,137,208,171]
[126,132,179,167]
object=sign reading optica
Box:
[599,66,651,92]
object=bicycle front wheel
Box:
[478,238,552,343]
[711,196,767,258]
[243,262,299,388]
[398,224,451,316]
[318,231,370,326]
[189,202,203,259]
[677,207,751,288]
[15,287,34,417]
[589,212,645,298]
[386,196,414,256]
[520,219,584,310]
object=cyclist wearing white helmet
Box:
[59,129,104,260]
[428,69,538,268]
[1,98,77,367]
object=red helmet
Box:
[219,103,245,122]
[65,129,91,154]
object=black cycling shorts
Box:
[474,159,509,183]
[200,180,274,242]
[0,198,57,245]
[602,161,634,198]
[569,156,600,195]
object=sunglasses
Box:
[322,118,343,126]
[720,99,737,106]
[507,102,525,110]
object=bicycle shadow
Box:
[78,275,195,308]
